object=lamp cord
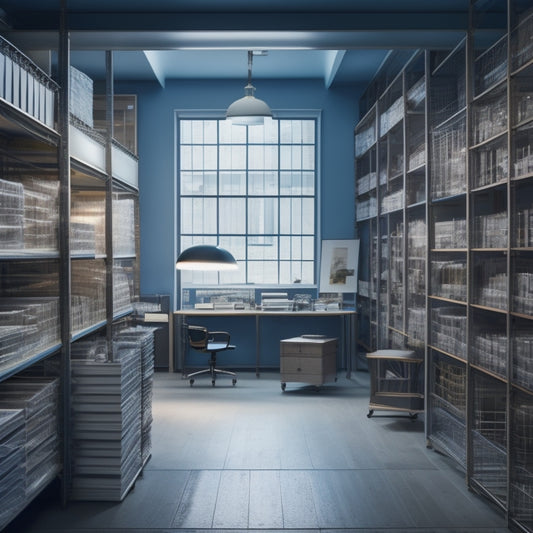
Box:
[247,50,253,85]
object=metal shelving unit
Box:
[427,1,533,530]
[0,28,144,528]
[355,50,427,364]
[355,2,533,530]
[0,34,62,531]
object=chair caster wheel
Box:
[232,378,237,386]
[281,382,286,391]
[189,379,194,387]
[212,379,216,386]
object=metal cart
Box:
[366,349,424,419]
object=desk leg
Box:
[256,314,260,377]
[352,313,358,372]
[342,315,349,378]
[169,311,174,374]
[175,314,186,377]
[345,313,356,379]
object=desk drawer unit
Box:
[280,336,337,390]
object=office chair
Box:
[187,325,237,386]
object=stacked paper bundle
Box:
[0,378,60,504]
[113,266,133,315]
[14,177,59,251]
[0,409,25,530]
[71,192,105,255]
[0,178,24,249]
[0,325,33,372]
[70,222,96,255]
[71,260,106,332]
[115,327,156,465]
[0,299,60,372]
[112,197,136,257]
[70,341,143,501]
[70,66,94,128]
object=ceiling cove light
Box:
[226,50,272,126]
[176,245,238,271]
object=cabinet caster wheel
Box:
[367,409,374,418]
[232,378,237,386]
[189,379,194,387]
[281,382,286,391]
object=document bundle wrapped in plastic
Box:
[70,340,143,501]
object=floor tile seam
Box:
[211,468,224,528]
[143,466,440,473]
[221,411,238,470]
[168,468,193,528]
[302,420,318,471]
[23,517,513,533]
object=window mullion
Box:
[178,115,317,287]
[245,125,249,283]
[216,120,220,243]
[277,119,281,284]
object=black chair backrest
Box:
[188,325,208,350]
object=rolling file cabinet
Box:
[280,336,338,391]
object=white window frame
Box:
[175,109,322,293]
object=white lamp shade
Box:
[226,84,272,125]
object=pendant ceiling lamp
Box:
[226,50,272,126]
[176,245,238,271]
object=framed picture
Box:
[319,239,359,294]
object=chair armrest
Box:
[207,330,231,348]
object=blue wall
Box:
[117,78,364,309]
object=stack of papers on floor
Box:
[115,326,155,465]
[70,345,142,501]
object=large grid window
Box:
[178,116,317,285]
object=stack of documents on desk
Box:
[314,301,340,311]
[261,292,292,311]
[213,302,234,310]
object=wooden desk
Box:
[174,309,357,378]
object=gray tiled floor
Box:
[6,370,511,532]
